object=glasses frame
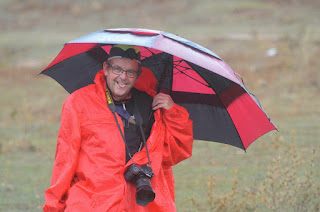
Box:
[107,62,139,78]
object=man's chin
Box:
[114,92,129,100]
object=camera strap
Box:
[105,86,152,166]
[132,97,152,165]
[106,86,134,160]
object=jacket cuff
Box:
[163,104,189,119]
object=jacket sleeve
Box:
[161,104,193,167]
[43,97,81,212]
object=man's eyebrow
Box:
[109,63,138,72]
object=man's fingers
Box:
[152,96,165,107]
[152,93,174,110]
[152,102,164,111]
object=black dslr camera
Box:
[124,164,155,206]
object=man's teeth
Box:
[117,82,127,88]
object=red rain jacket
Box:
[43,70,193,211]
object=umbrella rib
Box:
[173,64,192,71]
[141,47,154,60]
[173,60,193,73]
[175,71,210,88]
[143,54,211,88]
[142,47,173,92]
[173,61,211,88]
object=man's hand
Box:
[152,93,175,110]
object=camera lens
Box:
[135,178,155,206]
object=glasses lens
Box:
[113,67,124,75]
[126,71,137,78]
[108,63,138,78]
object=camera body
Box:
[124,164,155,206]
[124,163,154,182]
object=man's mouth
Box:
[116,81,128,89]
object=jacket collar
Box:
[94,70,107,91]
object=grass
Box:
[175,134,320,211]
[0,0,319,211]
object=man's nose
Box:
[119,71,128,79]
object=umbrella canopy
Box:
[41,28,276,150]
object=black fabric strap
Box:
[106,86,134,160]
[112,111,134,160]
[106,85,152,165]
[133,98,152,165]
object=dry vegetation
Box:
[189,133,320,211]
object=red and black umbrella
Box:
[41,28,276,150]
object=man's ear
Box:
[103,61,108,74]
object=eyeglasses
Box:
[107,63,139,78]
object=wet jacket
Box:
[43,70,194,211]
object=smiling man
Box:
[104,50,140,101]
[43,45,194,211]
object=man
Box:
[43,45,193,211]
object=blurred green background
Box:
[1,0,319,211]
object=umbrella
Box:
[41,28,276,150]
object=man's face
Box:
[103,58,139,100]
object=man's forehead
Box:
[109,58,139,70]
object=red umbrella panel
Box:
[41,29,277,150]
